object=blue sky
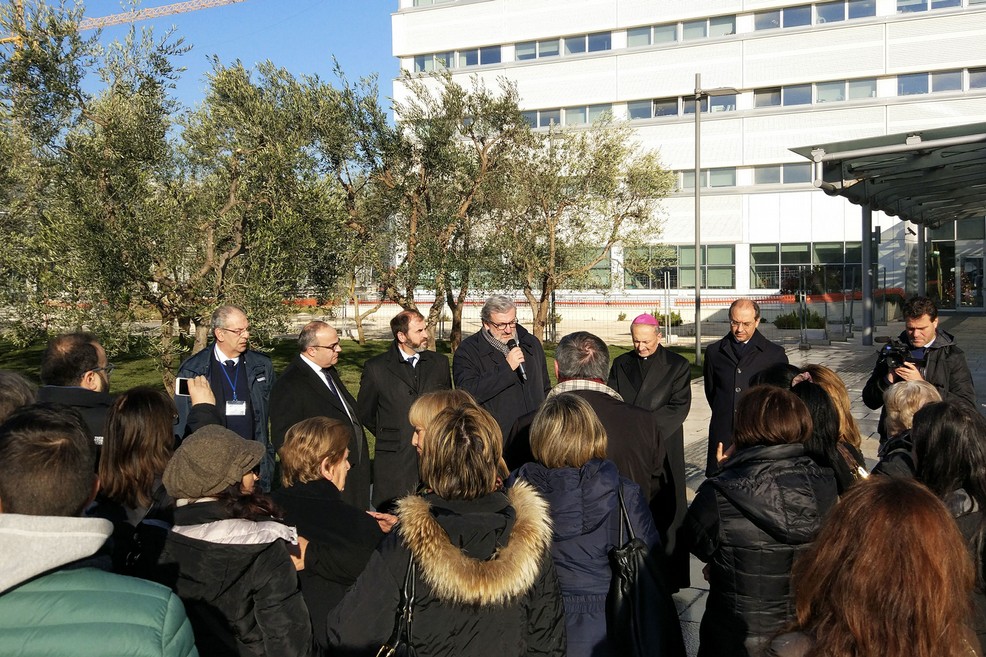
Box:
[85,0,398,111]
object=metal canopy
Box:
[791,122,986,228]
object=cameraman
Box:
[863,296,976,441]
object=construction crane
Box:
[1,0,247,45]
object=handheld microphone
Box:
[506,338,528,381]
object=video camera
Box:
[878,338,925,371]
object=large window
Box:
[624,245,735,290]
[751,242,862,292]
[680,245,737,289]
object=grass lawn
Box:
[0,338,702,398]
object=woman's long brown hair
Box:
[788,477,975,657]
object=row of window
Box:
[621,69,985,122]
[516,32,612,61]
[899,0,986,12]
[671,164,813,190]
[520,104,613,129]
[625,243,863,291]
[550,226,985,292]
[413,46,501,72]
[755,1,875,30]
[408,0,985,69]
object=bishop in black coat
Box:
[608,317,692,588]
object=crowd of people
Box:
[0,293,982,657]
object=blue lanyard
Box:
[219,359,240,401]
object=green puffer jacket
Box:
[0,514,198,657]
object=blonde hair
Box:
[419,405,502,501]
[408,389,479,434]
[279,417,350,487]
[884,380,942,438]
[804,364,863,449]
[531,393,607,469]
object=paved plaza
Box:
[675,313,986,656]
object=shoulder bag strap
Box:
[616,484,637,542]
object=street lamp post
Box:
[693,72,738,367]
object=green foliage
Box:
[484,118,675,337]
[773,310,826,329]
[617,312,627,322]
[654,310,683,327]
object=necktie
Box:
[407,355,418,368]
[322,368,355,424]
[224,359,236,370]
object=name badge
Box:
[226,401,248,416]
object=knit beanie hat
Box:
[163,424,265,499]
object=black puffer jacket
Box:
[156,501,313,657]
[683,444,837,657]
[326,482,566,656]
[272,478,384,647]
[863,328,976,440]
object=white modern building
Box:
[392,0,986,315]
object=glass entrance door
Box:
[959,256,984,309]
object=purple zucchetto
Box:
[631,313,660,327]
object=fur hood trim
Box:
[396,481,552,606]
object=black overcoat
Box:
[703,330,788,476]
[356,341,451,508]
[269,355,371,510]
[608,345,692,587]
[452,324,551,438]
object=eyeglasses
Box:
[729,320,756,329]
[487,320,518,331]
[221,326,250,336]
[311,342,341,351]
[91,363,115,376]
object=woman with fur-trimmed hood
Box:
[326,404,567,656]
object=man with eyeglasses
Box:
[703,298,788,476]
[175,305,276,490]
[269,320,371,510]
[453,295,550,438]
[357,309,451,511]
[38,332,116,448]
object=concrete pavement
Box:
[674,313,986,656]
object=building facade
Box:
[392,0,986,315]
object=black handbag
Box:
[606,485,687,657]
[377,554,418,657]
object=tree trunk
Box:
[446,281,467,352]
[353,295,384,345]
[524,286,550,344]
[158,313,179,395]
[193,321,209,354]
[425,291,445,352]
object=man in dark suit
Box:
[506,332,673,551]
[453,295,551,438]
[607,314,692,587]
[37,332,115,448]
[175,305,276,489]
[357,309,451,510]
[269,321,370,510]
[703,298,788,476]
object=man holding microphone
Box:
[453,295,551,438]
